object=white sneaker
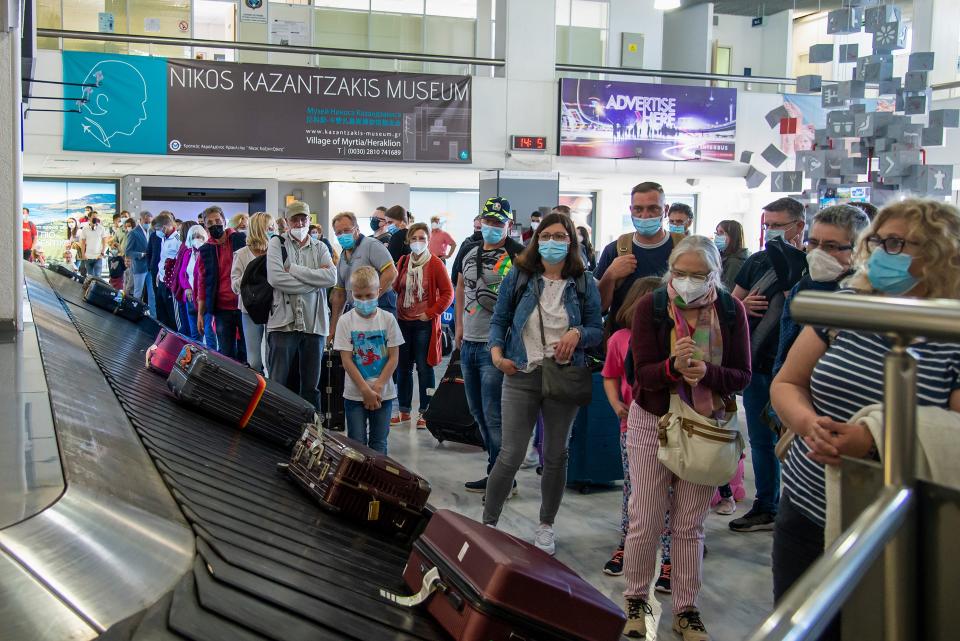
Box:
[533,524,556,556]
[520,450,540,469]
[715,497,737,515]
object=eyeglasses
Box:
[866,235,921,256]
[671,270,710,283]
[630,204,664,216]
[538,233,570,242]
[805,239,853,253]
[762,221,797,231]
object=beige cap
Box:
[287,200,310,218]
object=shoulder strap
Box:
[616,232,633,256]
[717,289,737,327]
[512,269,531,308]
[652,287,669,326]
[574,272,587,309]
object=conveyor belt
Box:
[40,269,446,641]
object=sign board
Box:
[240,0,267,24]
[752,16,763,27]
[61,51,472,164]
[97,12,114,33]
[558,78,737,161]
[510,135,547,151]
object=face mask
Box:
[867,249,917,295]
[353,298,378,316]
[539,239,569,264]
[370,218,382,232]
[431,223,439,230]
[386,224,398,234]
[410,241,427,255]
[668,224,686,235]
[672,277,712,305]
[190,237,205,250]
[267,230,278,239]
[632,216,663,236]
[208,225,225,240]
[155,229,164,238]
[337,233,356,250]
[530,221,540,231]
[806,248,847,283]
[92,218,100,226]
[765,229,786,243]
[481,224,505,244]
[714,234,728,252]
[290,226,308,242]
[310,233,320,241]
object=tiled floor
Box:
[386,377,774,641]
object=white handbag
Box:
[656,394,744,486]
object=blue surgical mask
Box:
[481,224,505,244]
[669,224,686,235]
[539,239,569,264]
[632,216,663,236]
[309,233,320,241]
[867,249,917,295]
[353,298,378,316]
[765,229,786,243]
[337,233,356,250]
[714,234,728,252]
[386,224,398,234]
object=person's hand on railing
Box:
[804,417,874,466]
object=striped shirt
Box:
[783,330,960,527]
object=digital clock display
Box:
[510,135,548,151]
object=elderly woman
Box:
[622,235,751,641]
[176,223,211,344]
[771,200,960,641]
[486,212,603,555]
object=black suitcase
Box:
[319,350,346,432]
[422,350,484,448]
[83,279,146,322]
[167,344,314,448]
[49,263,83,283]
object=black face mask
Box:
[370,218,382,232]
[208,224,225,239]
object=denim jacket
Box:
[488,268,603,370]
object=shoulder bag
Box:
[657,394,744,486]
[535,278,592,407]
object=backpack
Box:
[616,231,687,257]
[471,238,523,313]
[623,286,738,386]
[240,237,286,325]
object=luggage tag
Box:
[379,567,441,607]
[367,499,380,521]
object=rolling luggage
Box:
[49,263,83,283]
[287,423,430,536]
[422,350,484,448]
[83,278,146,322]
[319,351,346,431]
[381,509,626,641]
[167,344,314,447]
[566,372,623,493]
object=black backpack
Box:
[623,286,738,386]
[240,237,286,325]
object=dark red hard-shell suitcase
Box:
[286,425,430,536]
[146,328,192,375]
[383,509,625,641]
[167,344,313,447]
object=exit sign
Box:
[510,135,548,151]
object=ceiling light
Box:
[654,0,681,10]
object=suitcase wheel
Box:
[578,484,591,495]
[276,462,289,473]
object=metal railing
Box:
[555,63,796,87]
[747,291,960,641]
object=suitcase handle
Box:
[379,566,444,608]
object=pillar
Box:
[0,6,24,336]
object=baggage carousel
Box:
[0,263,447,641]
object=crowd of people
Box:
[34,186,960,641]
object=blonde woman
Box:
[771,199,960,641]
[231,212,276,373]
[229,213,250,232]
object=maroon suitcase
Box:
[146,328,192,375]
[382,509,625,641]
[287,425,431,536]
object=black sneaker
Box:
[602,549,624,576]
[465,477,487,492]
[654,562,672,593]
[729,507,776,532]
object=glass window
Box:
[61,0,129,53]
[314,7,370,69]
[425,0,476,19]
[369,11,423,71]
[315,0,370,8]
[194,0,237,62]
[371,0,424,14]
[555,0,570,26]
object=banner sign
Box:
[559,78,737,161]
[62,51,472,163]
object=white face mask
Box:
[410,241,428,255]
[430,223,439,230]
[672,277,712,304]
[190,237,205,250]
[290,226,309,241]
[530,221,540,231]
[806,248,847,283]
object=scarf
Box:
[666,282,724,418]
[403,250,432,309]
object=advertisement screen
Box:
[62,51,472,164]
[559,78,737,161]
[23,179,119,264]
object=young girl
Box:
[601,276,662,577]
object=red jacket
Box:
[630,291,752,417]
[394,254,454,366]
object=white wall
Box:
[607,0,663,71]
[913,0,960,86]
[662,2,712,78]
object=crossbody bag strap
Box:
[535,277,548,349]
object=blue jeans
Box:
[397,318,435,414]
[267,331,323,409]
[84,258,103,278]
[241,312,266,374]
[145,273,157,317]
[213,310,243,360]
[201,311,218,350]
[345,398,393,455]
[743,371,780,514]
[460,340,503,475]
[132,271,147,299]
[182,300,199,341]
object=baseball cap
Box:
[287,200,311,218]
[480,197,512,224]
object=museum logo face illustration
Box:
[79,60,149,148]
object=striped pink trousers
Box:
[623,402,715,613]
